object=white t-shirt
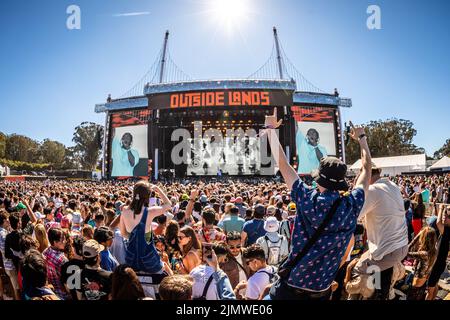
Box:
[358,178,408,261]
[190,265,218,300]
[245,266,275,300]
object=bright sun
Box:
[209,0,251,33]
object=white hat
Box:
[264,217,279,233]
[34,212,45,220]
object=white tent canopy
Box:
[429,156,450,170]
[349,154,427,176]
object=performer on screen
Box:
[296,124,328,174]
[111,132,139,176]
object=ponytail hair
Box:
[130,180,151,217]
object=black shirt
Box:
[4,230,22,270]
[61,259,85,300]
[76,267,112,300]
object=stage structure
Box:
[95,28,352,180]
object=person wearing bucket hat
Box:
[256,216,289,266]
[264,108,372,300]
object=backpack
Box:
[256,266,276,284]
[264,235,285,266]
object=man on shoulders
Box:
[354,166,408,300]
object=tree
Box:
[39,139,66,169]
[0,132,6,159]
[345,118,424,164]
[434,139,450,159]
[72,122,104,170]
[5,134,41,163]
[62,146,82,169]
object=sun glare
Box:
[209,0,251,34]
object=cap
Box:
[264,217,280,233]
[34,212,45,220]
[266,205,277,215]
[82,239,105,258]
[16,202,26,211]
[200,195,208,203]
[287,203,297,211]
[181,194,190,201]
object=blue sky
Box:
[0,0,449,156]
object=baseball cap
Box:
[82,239,105,258]
[34,212,45,220]
[16,202,26,211]
[200,195,208,203]
[264,217,280,233]
[287,203,296,211]
[181,194,190,201]
[266,205,277,216]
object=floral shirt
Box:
[284,180,365,291]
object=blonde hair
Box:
[34,223,49,253]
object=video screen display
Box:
[291,106,337,175]
[186,134,261,176]
[110,110,150,177]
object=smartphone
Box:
[202,243,213,262]
[349,121,355,129]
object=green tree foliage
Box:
[40,139,66,169]
[62,146,82,170]
[0,132,6,158]
[72,122,104,170]
[345,118,424,165]
[5,134,41,163]
[434,139,450,159]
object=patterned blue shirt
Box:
[285,180,365,291]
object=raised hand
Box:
[190,189,199,200]
[264,107,283,129]
[349,122,366,141]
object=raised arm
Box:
[147,185,172,221]
[264,108,299,190]
[185,189,199,221]
[436,204,446,235]
[23,198,37,224]
[350,125,372,194]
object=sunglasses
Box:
[178,235,187,240]
[229,245,241,249]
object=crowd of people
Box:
[0,111,449,301]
